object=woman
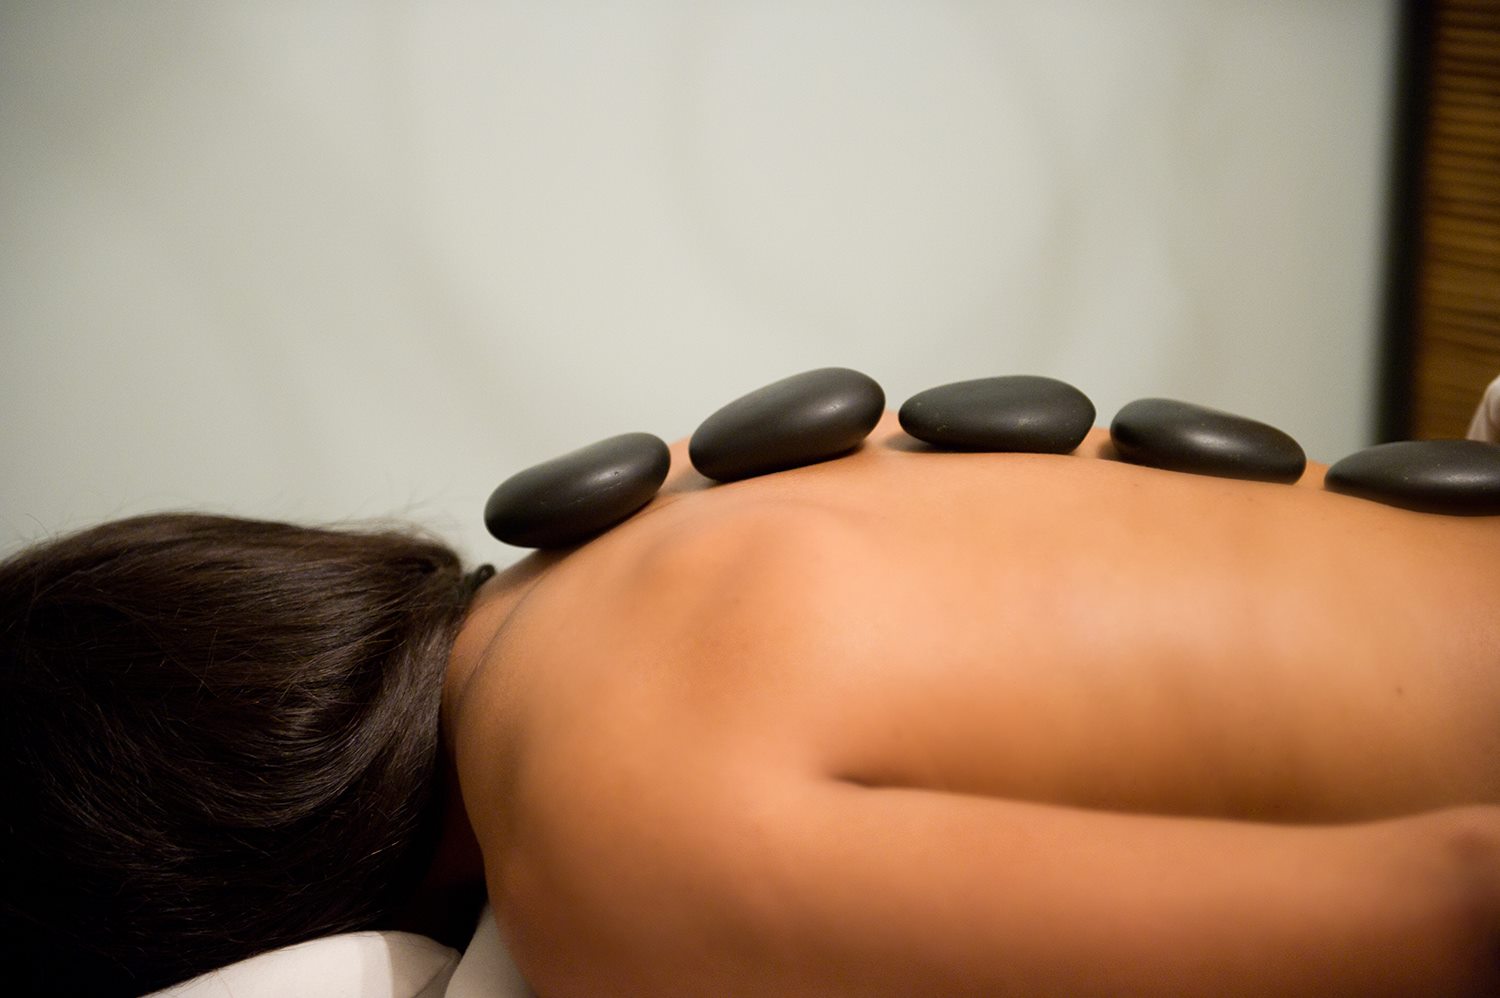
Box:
[5,414,1500,996]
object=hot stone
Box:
[1324,440,1500,515]
[690,367,885,482]
[484,432,671,548]
[898,376,1095,453]
[1110,398,1305,483]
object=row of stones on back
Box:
[485,368,1500,548]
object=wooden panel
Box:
[1411,0,1500,439]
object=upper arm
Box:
[749,784,1498,997]
[496,765,1499,998]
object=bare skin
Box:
[441,414,1500,996]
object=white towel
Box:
[142,906,533,998]
[444,906,536,998]
[148,931,458,998]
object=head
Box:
[0,512,482,996]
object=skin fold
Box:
[437,413,1500,997]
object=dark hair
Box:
[0,513,479,997]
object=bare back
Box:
[449,416,1500,996]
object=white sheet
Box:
[445,907,536,998]
[145,906,532,998]
[148,930,459,998]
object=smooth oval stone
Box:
[1324,439,1500,515]
[484,432,671,548]
[898,375,1095,453]
[690,367,885,482]
[1110,398,1306,483]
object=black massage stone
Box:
[898,376,1095,453]
[690,367,885,482]
[1324,440,1500,515]
[484,432,671,548]
[1110,398,1306,483]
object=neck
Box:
[403,551,561,944]
[440,550,560,757]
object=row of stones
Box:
[485,367,1500,548]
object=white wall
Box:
[0,1,1397,563]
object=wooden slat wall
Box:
[1411,0,1500,439]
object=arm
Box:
[748,784,1499,997]
[498,767,1500,998]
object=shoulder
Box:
[458,498,852,994]
[453,488,874,956]
[477,484,874,754]
[503,487,870,681]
